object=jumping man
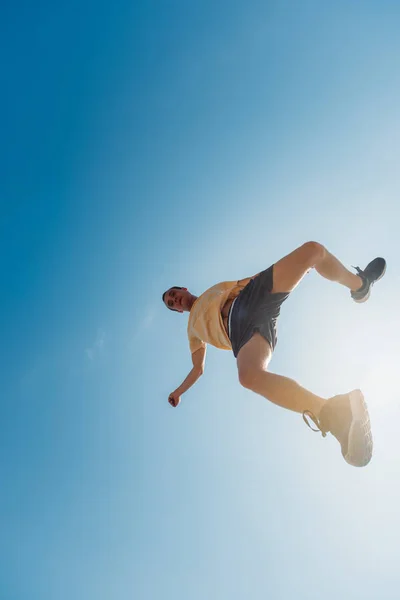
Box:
[162,242,386,467]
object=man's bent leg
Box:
[272,241,363,294]
[236,335,373,467]
[236,333,325,416]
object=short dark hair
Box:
[162,286,184,312]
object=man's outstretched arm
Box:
[168,346,206,407]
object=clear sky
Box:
[2,1,400,599]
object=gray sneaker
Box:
[351,257,386,303]
[303,390,373,467]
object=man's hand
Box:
[168,391,181,408]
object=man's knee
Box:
[301,241,326,266]
[238,367,263,391]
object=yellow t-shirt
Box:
[187,278,251,354]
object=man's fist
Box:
[168,391,181,407]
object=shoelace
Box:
[302,410,327,437]
[352,265,364,276]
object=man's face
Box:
[163,287,191,313]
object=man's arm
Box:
[168,347,206,407]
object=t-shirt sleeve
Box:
[188,334,207,354]
[187,310,207,354]
[189,335,207,355]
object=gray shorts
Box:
[228,265,289,358]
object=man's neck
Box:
[187,295,198,311]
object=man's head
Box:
[162,286,197,313]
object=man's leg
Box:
[235,242,379,466]
[236,332,325,416]
[236,333,373,467]
[271,241,363,293]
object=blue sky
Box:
[1,1,400,598]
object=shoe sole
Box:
[344,389,373,467]
[353,262,387,304]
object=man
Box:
[162,242,386,467]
